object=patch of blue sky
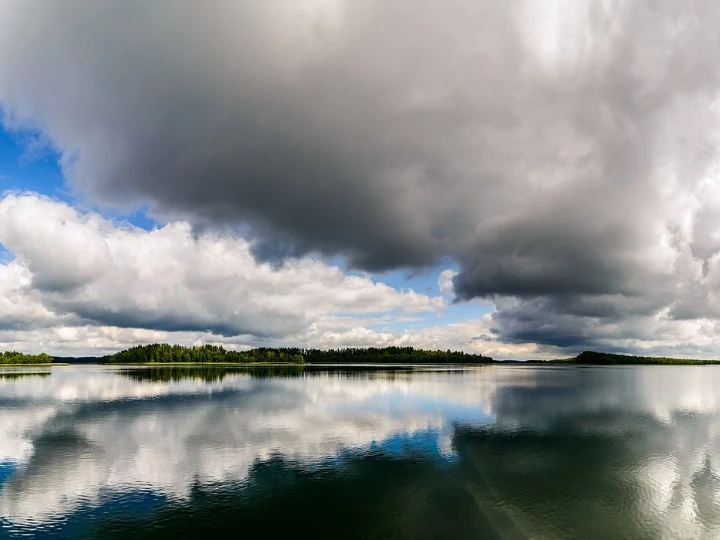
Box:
[101,203,160,231]
[373,268,442,296]
[372,261,459,297]
[322,254,348,269]
[0,124,160,231]
[0,123,67,200]
[437,301,495,324]
[0,243,13,264]
[324,254,458,298]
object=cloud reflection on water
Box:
[1,365,720,538]
[0,366,504,523]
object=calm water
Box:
[1,364,720,539]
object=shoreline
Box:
[2,361,720,368]
[107,362,488,367]
[0,363,67,367]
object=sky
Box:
[1,0,720,359]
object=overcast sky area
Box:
[2,0,720,358]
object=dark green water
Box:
[1,364,719,539]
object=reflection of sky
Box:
[0,366,501,525]
[0,462,16,489]
[5,365,720,538]
[372,429,457,463]
[333,389,494,423]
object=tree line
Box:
[101,344,492,364]
[296,346,492,364]
[1,351,54,365]
[9,346,719,366]
[1,345,493,365]
[575,351,720,365]
[103,344,305,364]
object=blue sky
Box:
[0,126,158,230]
[370,266,494,331]
[0,126,66,199]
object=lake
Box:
[1,364,719,539]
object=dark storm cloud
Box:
[486,293,677,348]
[3,0,720,347]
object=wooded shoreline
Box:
[3,346,719,366]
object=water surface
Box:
[1,364,719,539]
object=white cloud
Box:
[0,194,455,353]
[0,261,62,330]
[0,194,478,354]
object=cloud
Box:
[1,2,720,350]
[438,269,457,298]
[0,194,444,347]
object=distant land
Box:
[3,346,720,366]
[40,344,489,365]
[572,351,720,365]
[94,344,491,365]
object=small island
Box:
[101,344,493,364]
[572,351,720,365]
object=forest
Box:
[298,347,492,364]
[574,351,720,365]
[103,344,305,364]
[101,344,492,364]
[4,347,720,366]
[0,351,54,365]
